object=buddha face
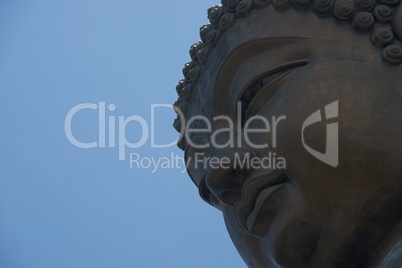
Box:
[181,7,402,268]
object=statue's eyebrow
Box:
[213,37,310,118]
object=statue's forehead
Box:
[186,7,378,109]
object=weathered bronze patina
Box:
[174,0,402,267]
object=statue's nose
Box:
[205,149,254,207]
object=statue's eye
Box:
[239,60,308,126]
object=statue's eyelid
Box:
[239,59,309,125]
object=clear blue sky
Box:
[0,1,244,267]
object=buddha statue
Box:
[173,0,402,266]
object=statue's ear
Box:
[393,4,402,41]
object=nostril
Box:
[223,190,239,198]
[233,166,245,177]
[220,189,241,206]
[232,165,252,178]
